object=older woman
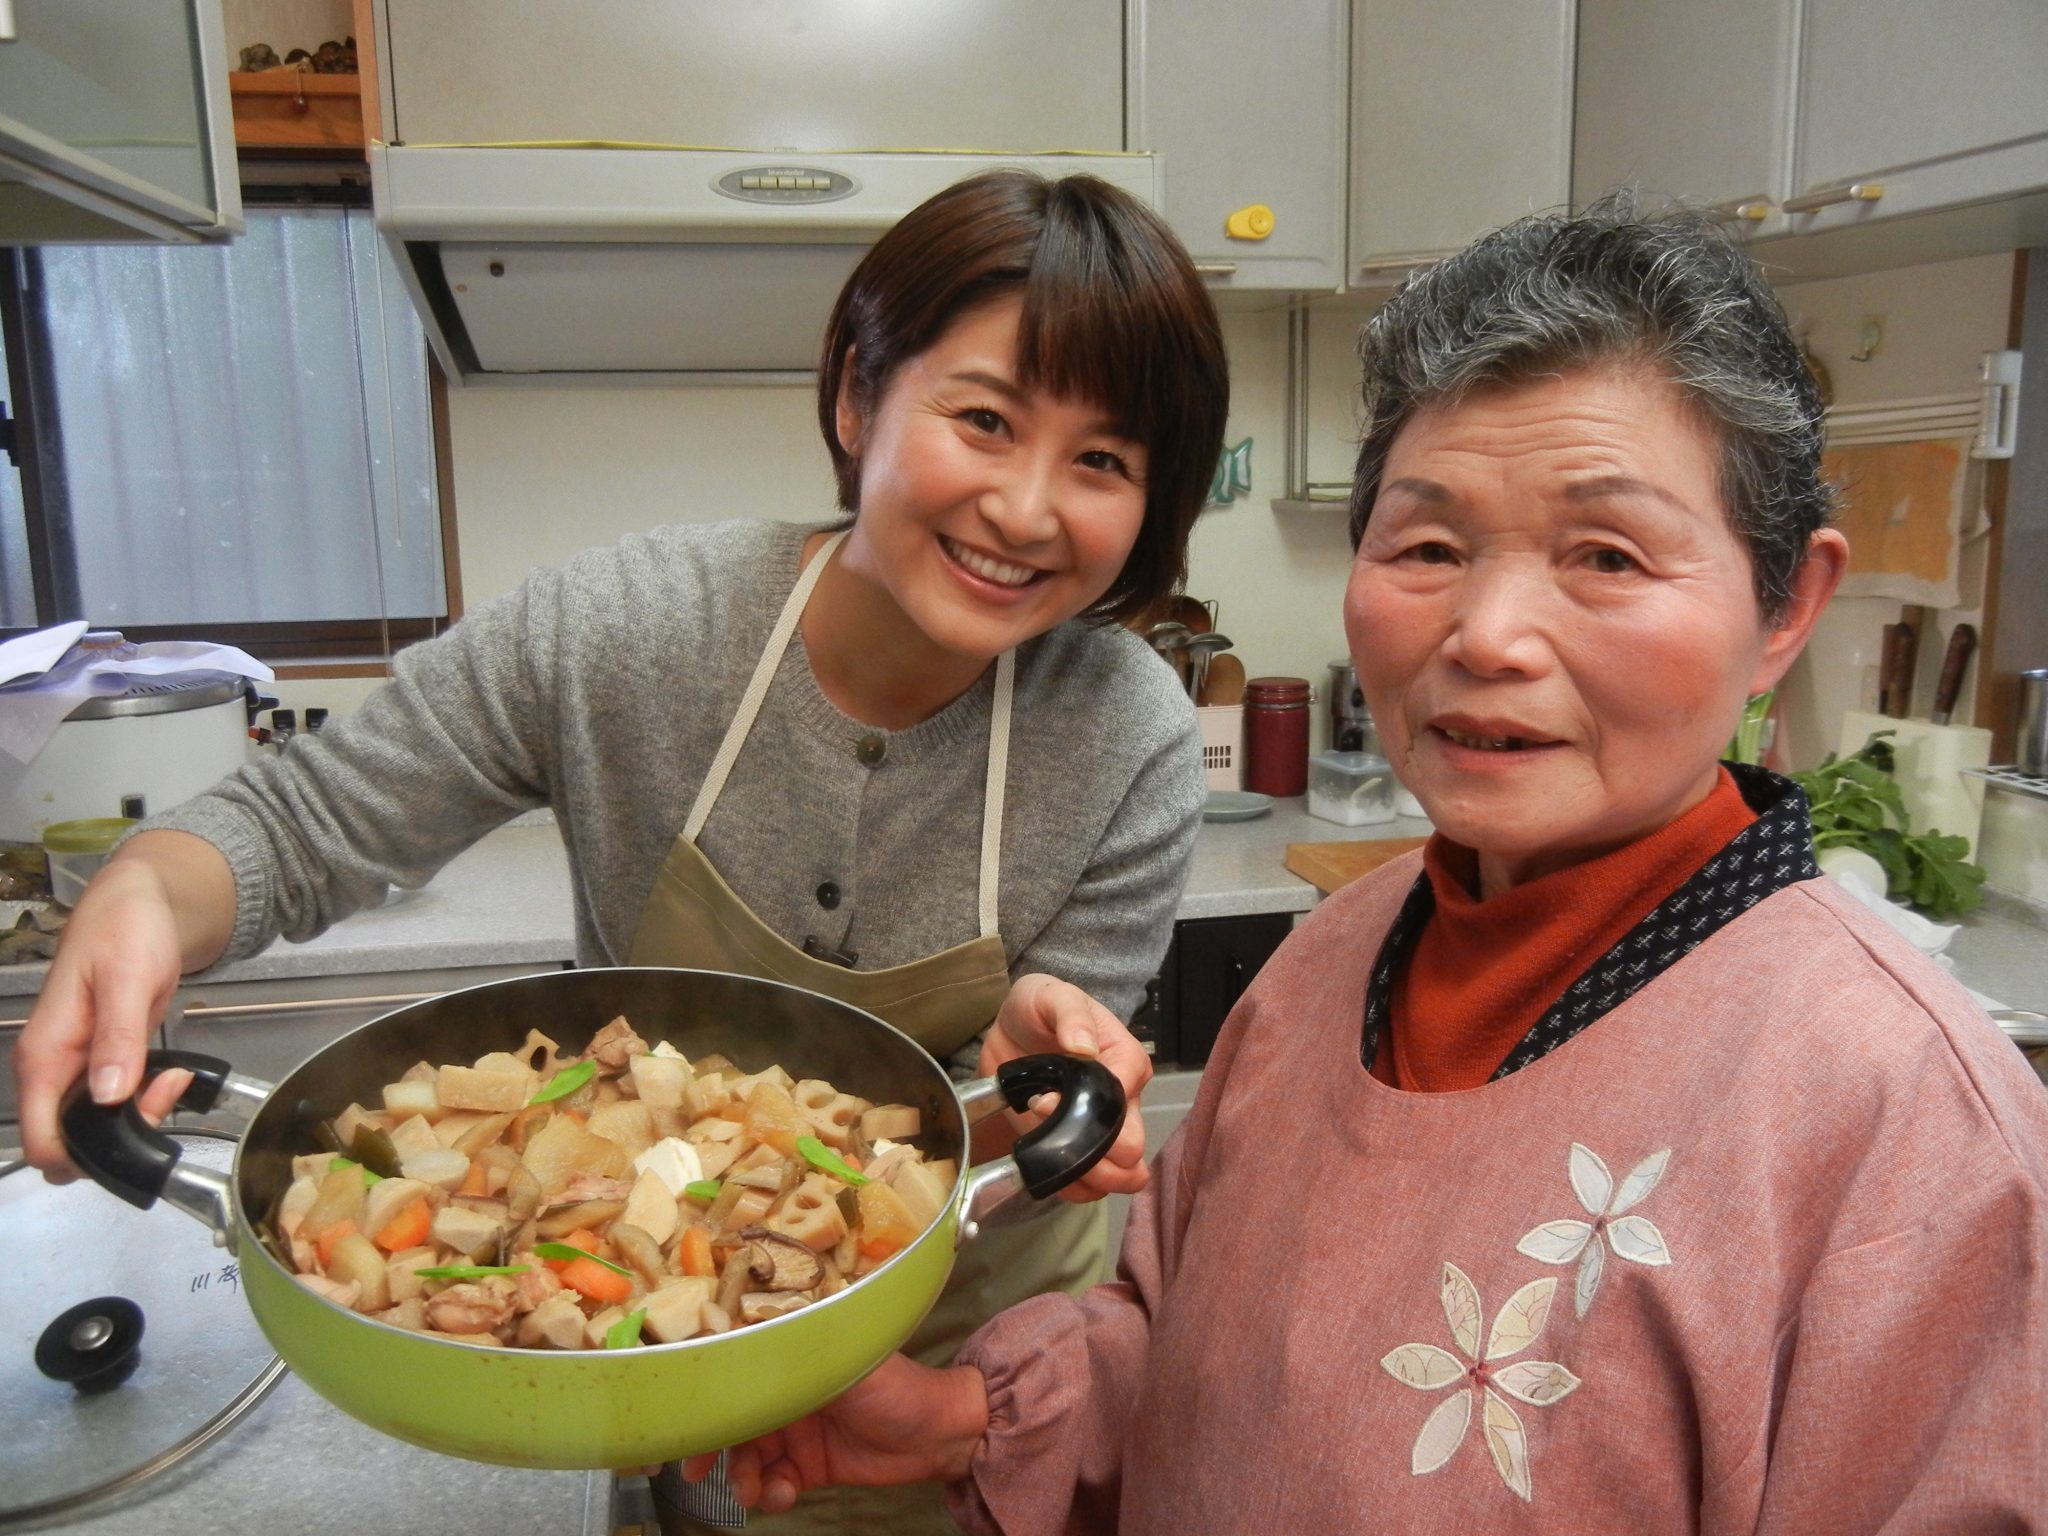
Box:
[696,201,2048,1530]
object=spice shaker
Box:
[2020,668,2048,776]
[1243,676,1311,797]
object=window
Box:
[0,203,454,661]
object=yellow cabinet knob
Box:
[1225,203,1275,241]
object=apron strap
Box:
[682,527,1013,943]
[682,529,848,843]
[978,650,1012,938]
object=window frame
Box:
[0,165,463,669]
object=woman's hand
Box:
[682,1354,988,1515]
[12,832,235,1178]
[976,972,1153,1202]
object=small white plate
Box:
[1202,790,1273,822]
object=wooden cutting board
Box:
[1285,837,1428,896]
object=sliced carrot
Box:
[374,1196,432,1253]
[560,1254,634,1305]
[678,1224,714,1278]
[457,1159,491,1197]
[315,1218,358,1268]
[542,1228,603,1271]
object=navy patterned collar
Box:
[1359,763,1820,1080]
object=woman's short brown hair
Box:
[817,169,1228,625]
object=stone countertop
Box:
[0,802,1434,1000]
[2,805,2039,1009]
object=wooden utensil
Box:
[1200,653,1247,707]
[1930,623,1977,725]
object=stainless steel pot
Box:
[59,967,1124,1470]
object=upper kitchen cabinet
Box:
[1572,0,1796,233]
[1347,0,1575,285]
[1573,0,2048,276]
[0,0,242,244]
[377,1,1123,153]
[1127,0,1350,292]
[1779,0,2048,267]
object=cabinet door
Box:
[1796,0,2048,194]
[382,1,1123,155]
[1169,912,1294,1067]
[0,0,240,243]
[1349,0,1575,282]
[1129,0,1349,290]
[1572,0,1797,231]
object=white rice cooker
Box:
[0,670,251,843]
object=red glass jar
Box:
[1243,676,1311,796]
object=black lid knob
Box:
[36,1296,145,1392]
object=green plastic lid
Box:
[41,818,139,854]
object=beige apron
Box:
[636,531,1106,1535]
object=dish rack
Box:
[1197,705,1243,792]
[1964,765,2048,803]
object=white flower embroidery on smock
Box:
[1381,1263,1581,1501]
[1516,1143,1673,1318]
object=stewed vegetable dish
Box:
[273,1016,951,1350]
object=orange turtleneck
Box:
[1373,766,1758,1092]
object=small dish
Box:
[1202,790,1273,823]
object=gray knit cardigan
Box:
[157,519,1207,1035]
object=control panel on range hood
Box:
[371,146,1161,384]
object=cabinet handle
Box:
[1192,263,1238,277]
[1705,197,1774,223]
[1354,252,1442,283]
[177,991,435,1021]
[1780,181,1885,215]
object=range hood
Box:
[370,146,1160,385]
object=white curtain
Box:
[33,208,443,628]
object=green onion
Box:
[328,1156,383,1186]
[683,1179,723,1203]
[535,1240,632,1276]
[529,1059,598,1105]
[796,1135,868,1186]
[414,1263,530,1279]
[604,1308,647,1350]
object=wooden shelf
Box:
[230,71,365,151]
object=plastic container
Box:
[1307,750,1396,826]
[1243,676,1311,797]
[1196,705,1244,791]
[42,817,138,907]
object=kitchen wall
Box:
[426,250,2017,766]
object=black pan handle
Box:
[58,1049,234,1212]
[994,1053,1126,1200]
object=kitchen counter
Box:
[0,802,1438,1001]
[1,803,2040,1009]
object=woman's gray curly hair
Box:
[1348,194,1835,624]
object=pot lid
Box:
[65,670,249,723]
[0,1132,284,1527]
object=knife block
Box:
[1835,710,1993,855]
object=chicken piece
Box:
[585,1016,648,1074]
[544,1172,635,1210]
[425,1277,520,1337]
[513,1258,566,1312]
[376,1297,428,1332]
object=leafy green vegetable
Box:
[683,1179,723,1203]
[604,1308,647,1350]
[1792,732,1988,920]
[529,1059,597,1105]
[535,1240,632,1276]
[415,1263,530,1279]
[796,1134,868,1186]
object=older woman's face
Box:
[1345,366,1813,892]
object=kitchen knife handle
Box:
[1931,623,1978,724]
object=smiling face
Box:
[833,293,1151,670]
[1344,365,1838,894]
